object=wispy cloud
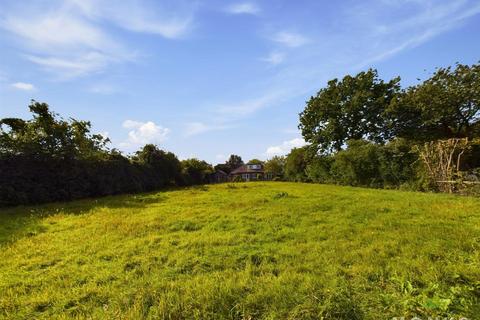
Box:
[25,53,117,79]
[261,51,285,65]
[225,2,260,15]
[11,82,36,91]
[88,83,117,95]
[1,0,196,79]
[119,120,170,149]
[184,121,232,137]
[221,0,480,125]
[265,138,307,157]
[216,91,284,118]
[272,31,309,48]
[69,0,195,39]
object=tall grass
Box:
[1,182,479,319]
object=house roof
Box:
[230,164,264,175]
[213,170,228,176]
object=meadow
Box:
[0,182,479,319]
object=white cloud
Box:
[2,9,125,79]
[217,92,283,118]
[218,0,480,127]
[261,51,285,65]
[272,31,309,48]
[265,138,307,157]
[3,13,112,52]
[11,82,35,91]
[70,0,194,39]
[88,83,117,95]
[120,120,170,148]
[184,121,231,137]
[226,2,260,15]
[1,0,195,78]
[184,122,211,136]
[25,53,115,79]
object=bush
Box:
[306,155,333,183]
[284,147,308,182]
[181,159,213,185]
[329,140,383,187]
[304,139,419,189]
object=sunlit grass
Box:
[1,182,479,319]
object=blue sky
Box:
[1,0,480,163]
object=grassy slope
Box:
[0,182,479,319]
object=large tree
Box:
[226,154,244,169]
[299,69,400,153]
[215,154,244,173]
[389,62,480,141]
[134,144,182,186]
[0,100,109,160]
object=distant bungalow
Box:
[209,163,274,183]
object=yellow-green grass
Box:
[0,182,479,319]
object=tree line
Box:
[0,102,215,206]
[1,61,479,206]
[279,62,480,192]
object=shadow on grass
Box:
[0,188,175,246]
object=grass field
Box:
[0,182,479,319]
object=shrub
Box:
[329,140,383,187]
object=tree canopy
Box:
[181,159,213,185]
[0,100,109,160]
[299,69,400,153]
[299,63,480,154]
[214,154,244,173]
[0,102,212,206]
[389,63,480,141]
[264,156,286,177]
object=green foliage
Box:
[298,62,480,191]
[135,144,182,187]
[0,100,109,160]
[299,69,400,153]
[247,158,263,165]
[181,158,213,185]
[377,138,418,188]
[304,139,418,189]
[226,154,244,170]
[0,103,196,206]
[213,163,231,174]
[264,156,286,179]
[1,182,479,319]
[300,62,480,155]
[329,140,383,187]
[284,147,309,182]
[390,62,480,141]
[305,155,333,184]
[214,154,244,174]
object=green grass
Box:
[0,182,479,319]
